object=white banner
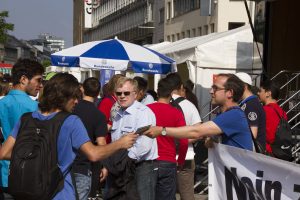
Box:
[208,143,300,200]
[84,0,93,28]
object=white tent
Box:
[45,66,97,83]
[149,25,263,118]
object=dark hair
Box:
[133,76,148,92]
[260,80,280,100]
[165,72,183,91]
[0,80,9,96]
[12,58,44,85]
[147,89,158,101]
[220,74,244,103]
[39,73,81,112]
[185,79,194,91]
[101,83,110,97]
[184,87,199,110]
[157,77,174,98]
[83,77,101,98]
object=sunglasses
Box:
[211,85,226,92]
[115,91,134,96]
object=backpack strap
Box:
[268,105,284,120]
[170,97,185,112]
[50,111,72,167]
[107,95,117,104]
[174,96,185,104]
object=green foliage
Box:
[0,11,14,44]
[42,59,51,70]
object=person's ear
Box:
[266,90,272,98]
[19,75,28,86]
[226,89,234,99]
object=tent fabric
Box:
[148,25,263,118]
[149,25,255,69]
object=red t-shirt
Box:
[97,95,116,143]
[147,102,188,165]
[264,103,288,154]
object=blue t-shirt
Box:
[213,107,253,151]
[11,111,90,200]
[0,90,38,187]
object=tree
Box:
[42,59,51,70]
[0,11,14,44]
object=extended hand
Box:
[204,137,214,148]
[143,126,162,138]
[99,167,108,182]
[119,133,138,149]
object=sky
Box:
[1,0,73,48]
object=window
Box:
[198,27,202,36]
[210,23,215,33]
[204,25,208,35]
[228,22,245,30]
[167,35,171,41]
[159,8,165,23]
[173,0,177,16]
[172,34,175,42]
[167,2,171,19]
[181,32,185,39]
[187,30,191,38]
[177,33,180,40]
[192,28,196,37]
[174,0,201,17]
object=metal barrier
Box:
[193,70,300,194]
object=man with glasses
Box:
[144,73,253,151]
[105,77,157,200]
[0,58,44,199]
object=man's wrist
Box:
[161,127,167,136]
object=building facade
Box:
[73,0,85,45]
[82,0,155,45]
[38,33,65,53]
[74,0,254,45]
[164,0,254,42]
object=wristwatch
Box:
[161,127,167,136]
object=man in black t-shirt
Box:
[73,77,108,199]
[236,72,266,151]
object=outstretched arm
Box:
[144,121,222,139]
[80,133,137,162]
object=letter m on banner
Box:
[208,144,300,200]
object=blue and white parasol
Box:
[51,39,175,74]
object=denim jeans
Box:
[156,161,177,200]
[135,161,158,200]
[74,172,92,200]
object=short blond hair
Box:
[115,77,138,92]
[107,74,125,94]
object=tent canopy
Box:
[149,25,259,69]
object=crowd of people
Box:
[0,58,288,200]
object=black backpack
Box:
[8,111,70,200]
[269,106,293,161]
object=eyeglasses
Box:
[115,91,134,96]
[211,85,226,92]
